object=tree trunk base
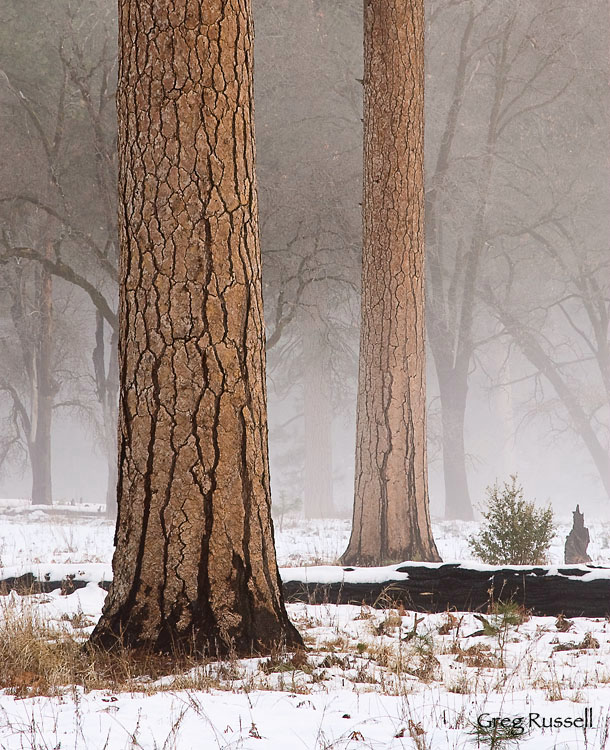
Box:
[89,609,302,658]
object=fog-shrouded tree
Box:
[478,2,610,501]
[483,218,610,500]
[425,0,601,519]
[2,251,54,505]
[256,0,361,519]
[90,0,301,655]
[342,0,440,565]
[0,252,56,505]
[0,0,120,514]
[302,285,335,518]
[0,251,96,504]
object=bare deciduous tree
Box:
[0,0,119,514]
[425,0,585,518]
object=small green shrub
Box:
[468,476,555,565]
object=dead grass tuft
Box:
[453,643,501,669]
[0,598,233,697]
[261,648,313,675]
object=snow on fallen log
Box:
[280,562,610,617]
[2,561,610,617]
[0,564,112,595]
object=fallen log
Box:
[2,562,610,618]
[281,562,610,618]
[0,564,111,596]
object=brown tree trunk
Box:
[342,0,440,565]
[91,0,301,656]
[30,251,54,506]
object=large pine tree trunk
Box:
[91,0,300,656]
[342,0,440,565]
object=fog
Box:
[0,0,608,526]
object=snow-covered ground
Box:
[3,513,610,570]
[1,511,610,749]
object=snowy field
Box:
[1,511,610,748]
[3,512,610,570]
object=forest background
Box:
[0,0,608,523]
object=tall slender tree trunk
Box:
[104,443,117,517]
[426,16,511,521]
[425,8,476,524]
[93,313,119,518]
[30,251,54,506]
[494,356,517,479]
[342,0,440,565]
[91,0,300,655]
[437,366,472,520]
[303,308,334,519]
[104,330,119,519]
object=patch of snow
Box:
[280,563,410,584]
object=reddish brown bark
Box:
[342,0,440,565]
[91,0,301,656]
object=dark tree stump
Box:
[565,505,592,564]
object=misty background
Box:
[0,0,608,522]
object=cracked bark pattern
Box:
[91,0,301,655]
[342,0,440,565]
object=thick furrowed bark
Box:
[342,0,440,566]
[91,0,301,657]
